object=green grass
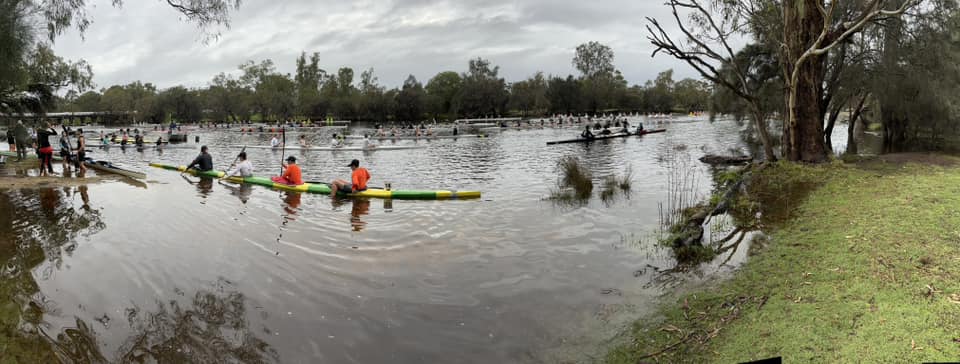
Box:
[607,156,960,363]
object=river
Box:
[0,117,853,363]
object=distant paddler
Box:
[362,134,378,150]
[271,156,303,186]
[580,125,595,140]
[5,127,15,154]
[299,134,309,148]
[330,133,344,148]
[186,145,214,172]
[270,134,282,149]
[330,159,370,196]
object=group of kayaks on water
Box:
[267,133,379,150]
[184,145,370,195]
[579,120,646,139]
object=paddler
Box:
[186,145,214,172]
[330,159,370,196]
[271,156,303,186]
[330,133,344,148]
[121,132,128,146]
[270,134,282,148]
[225,152,254,178]
[299,134,309,148]
[581,125,595,140]
[362,134,377,150]
[636,122,645,135]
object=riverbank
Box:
[607,153,960,362]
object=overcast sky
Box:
[51,0,713,91]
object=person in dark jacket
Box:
[186,145,214,172]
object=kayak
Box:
[234,145,426,151]
[148,163,481,200]
[95,143,195,149]
[83,159,147,179]
[344,135,486,140]
[546,129,666,145]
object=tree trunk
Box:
[823,104,843,153]
[845,95,867,155]
[782,0,829,163]
[751,107,777,161]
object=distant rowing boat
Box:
[234,145,426,151]
[149,163,481,200]
[545,129,666,145]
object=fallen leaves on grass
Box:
[949,293,960,304]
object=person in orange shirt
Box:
[331,159,370,195]
[271,156,303,185]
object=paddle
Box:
[278,127,285,176]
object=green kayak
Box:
[149,163,481,200]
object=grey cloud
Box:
[51,0,710,91]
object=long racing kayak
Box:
[84,159,147,179]
[233,145,426,151]
[149,163,481,200]
[546,129,666,145]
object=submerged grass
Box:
[549,156,593,204]
[607,155,960,363]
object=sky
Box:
[50,0,714,91]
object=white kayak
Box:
[234,144,426,151]
[344,134,486,140]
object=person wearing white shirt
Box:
[362,134,377,150]
[270,135,281,148]
[331,133,344,148]
[226,152,254,177]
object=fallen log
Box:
[699,154,752,165]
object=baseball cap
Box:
[347,159,359,167]
[286,156,296,162]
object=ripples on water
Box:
[0,118,853,363]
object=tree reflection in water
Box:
[0,187,105,362]
[115,279,279,363]
[0,188,278,362]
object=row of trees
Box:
[650,0,959,161]
[56,43,712,123]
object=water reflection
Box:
[329,196,371,231]
[220,181,254,204]
[115,279,279,363]
[0,188,105,362]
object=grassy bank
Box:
[608,154,960,363]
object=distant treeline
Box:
[55,42,711,124]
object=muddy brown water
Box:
[0,118,855,363]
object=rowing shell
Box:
[234,145,426,151]
[545,129,666,145]
[149,163,481,200]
